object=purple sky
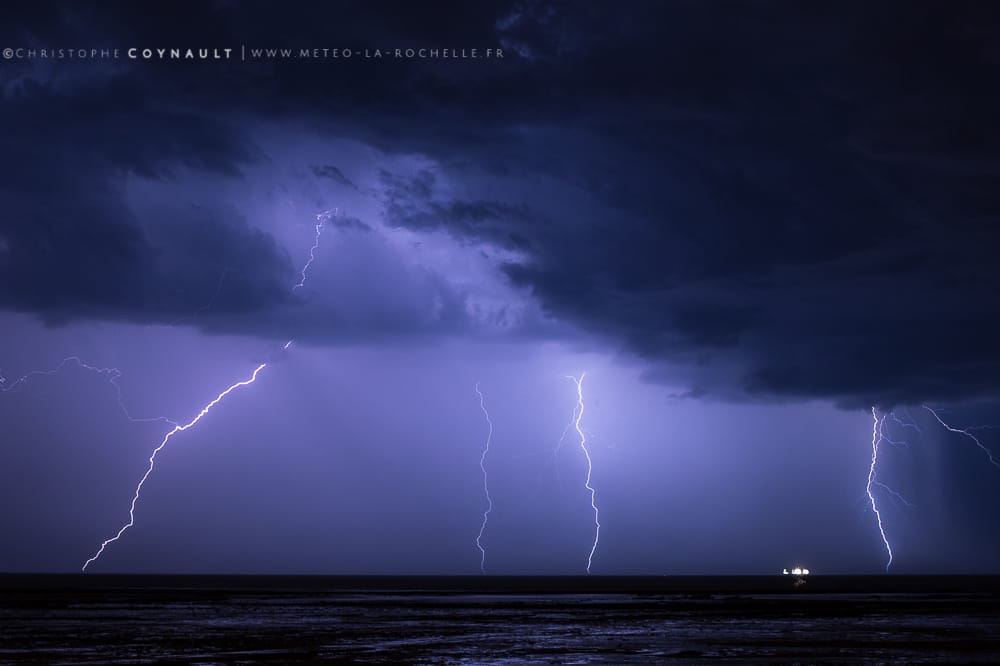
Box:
[1,1,1000,574]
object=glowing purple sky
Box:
[2,1,1000,574]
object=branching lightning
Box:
[474,382,493,574]
[1,357,176,428]
[82,363,269,570]
[166,267,233,327]
[890,410,922,435]
[544,402,582,494]
[568,372,600,574]
[0,357,113,395]
[293,208,336,291]
[864,407,918,570]
[872,480,916,509]
[553,410,577,459]
[866,407,893,570]
[81,209,334,570]
[923,405,1000,469]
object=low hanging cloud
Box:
[2,0,999,408]
[310,165,359,191]
[379,169,533,249]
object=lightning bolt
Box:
[922,405,1000,469]
[0,357,112,395]
[473,382,493,574]
[166,267,232,327]
[879,420,912,450]
[553,406,577,458]
[545,398,582,494]
[863,404,925,571]
[866,407,893,571]
[1,357,176,428]
[81,208,336,570]
[568,372,600,574]
[890,409,922,435]
[877,411,917,511]
[293,208,336,291]
[871,480,916,509]
[82,362,270,570]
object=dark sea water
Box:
[1,575,999,664]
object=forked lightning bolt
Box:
[863,407,915,569]
[866,407,893,570]
[890,410,921,436]
[547,397,582,494]
[166,267,233,327]
[923,405,1000,469]
[474,382,493,574]
[293,208,336,291]
[569,373,600,574]
[81,209,336,570]
[82,362,271,570]
[863,403,1000,570]
[2,357,175,428]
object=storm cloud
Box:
[2,0,999,407]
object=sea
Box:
[2,574,999,663]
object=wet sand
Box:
[2,575,999,663]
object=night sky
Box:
[1,1,999,575]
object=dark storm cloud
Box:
[329,215,371,234]
[3,0,1000,405]
[0,71,294,323]
[310,165,358,191]
[378,168,532,249]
